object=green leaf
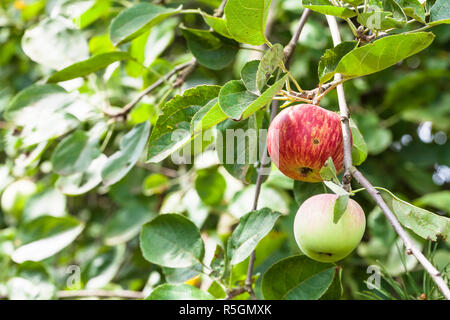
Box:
[284,267,336,300]
[4,84,78,147]
[109,3,182,46]
[302,0,357,18]
[163,264,203,284]
[261,255,340,299]
[429,0,450,25]
[414,191,450,215]
[56,154,108,195]
[377,188,450,241]
[12,216,84,263]
[201,12,233,38]
[343,0,363,5]
[396,0,426,23]
[146,284,214,300]
[140,214,204,268]
[148,85,220,163]
[22,17,89,70]
[23,188,66,223]
[355,112,392,155]
[144,18,178,66]
[180,26,238,70]
[4,84,73,121]
[333,195,349,224]
[256,44,284,92]
[51,123,106,176]
[219,75,287,121]
[7,262,56,300]
[104,202,155,245]
[349,118,368,165]
[142,173,170,196]
[357,11,406,30]
[318,41,357,84]
[226,208,281,265]
[293,181,325,206]
[241,60,260,94]
[75,0,112,29]
[195,167,226,206]
[47,52,131,83]
[210,244,225,279]
[83,245,125,289]
[332,32,435,80]
[190,98,228,136]
[219,80,257,119]
[384,0,408,21]
[324,181,350,196]
[216,115,268,185]
[101,121,150,186]
[319,157,339,184]
[225,0,272,46]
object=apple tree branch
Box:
[325,15,450,300]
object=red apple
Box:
[294,194,366,263]
[267,104,348,182]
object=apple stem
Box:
[284,9,311,69]
[325,15,450,300]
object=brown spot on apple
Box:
[299,167,313,177]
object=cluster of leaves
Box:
[0,0,449,300]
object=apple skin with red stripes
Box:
[294,194,366,263]
[267,104,349,182]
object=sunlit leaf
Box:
[377,188,450,241]
[261,255,341,299]
[102,121,150,186]
[146,284,214,300]
[48,52,132,83]
[181,26,238,70]
[226,208,281,265]
[12,216,84,263]
[109,3,182,46]
[225,0,272,46]
[140,214,204,268]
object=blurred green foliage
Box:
[0,0,449,300]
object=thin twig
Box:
[214,0,227,17]
[104,60,194,118]
[312,79,345,105]
[325,15,450,300]
[284,9,311,68]
[225,287,247,300]
[351,168,450,300]
[325,16,352,191]
[280,78,343,104]
[56,289,145,299]
[136,162,178,178]
[173,60,199,88]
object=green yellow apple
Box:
[294,193,365,262]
